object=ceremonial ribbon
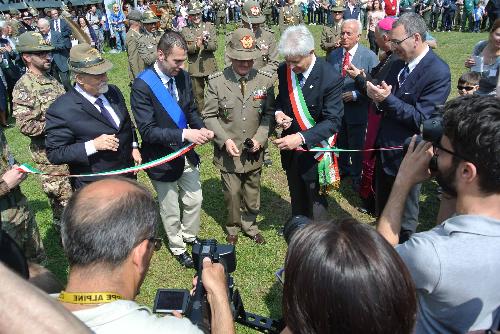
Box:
[296,146,403,152]
[58,291,123,305]
[286,65,340,192]
[17,144,196,177]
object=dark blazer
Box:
[276,57,344,181]
[51,18,72,49]
[343,5,361,19]
[354,51,400,95]
[327,44,379,125]
[49,31,70,72]
[376,49,451,175]
[131,68,205,182]
[45,84,136,189]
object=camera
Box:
[243,138,254,150]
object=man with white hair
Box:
[274,25,343,221]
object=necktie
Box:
[398,64,410,87]
[56,19,60,32]
[239,77,246,96]
[296,73,304,88]
[167,77,176,99]
[341,51,350,77]
[95,98,118,130]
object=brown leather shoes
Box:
[226,234,238,245]
[250,233,266,245]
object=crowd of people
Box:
[0,0,500,333]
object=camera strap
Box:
[57,291,124,305]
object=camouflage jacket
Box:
[0,128,15,197]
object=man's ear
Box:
[131,239,151,270]
[157,49,165,62]
[458,161,478,186]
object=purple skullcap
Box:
[378,17,396,31]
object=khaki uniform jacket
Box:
[224,26,279,75]
[136,31,162,69]
[320,20,343,58]
[126,28,145,82]
[278,5,303,32]
[202,67,275,173]
[182,22,218,77]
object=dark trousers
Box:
[375,155,421,233]
[51,64,72,91]
[285,153,329,221]
[461,10,474,31]
[338,119,367,181]
[442,8,455,30]
[368,30,379,55]
[430,10,442,30]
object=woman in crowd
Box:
[366,0,385,54]
[282,219,417,334]
[78,16,97,47]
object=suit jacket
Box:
[51,18,72,49]
[276,57,344,181]
[343,5,361,19]
[131,67,205,182]
[328,44,379,125]
[376,48,451,175]
[45,84,136,188]
[354,51,400,95]
[49,31,70,72]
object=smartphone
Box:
[153,289,190,314]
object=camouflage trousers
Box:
[0,188,45,263]
[37,163,72,228]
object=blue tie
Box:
[167,77,176,100]
[297,73,305,88]
[95,98,118,130]
[398,65,410,87]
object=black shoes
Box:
[175,251,194,268]
[184,237,201,246]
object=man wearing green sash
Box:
[274,25,344,221]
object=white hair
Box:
[342,19,362,35]
[0,21,6,29]
[278,25,314,57]
[37,18,50,28]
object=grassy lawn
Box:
[4,25,487,332]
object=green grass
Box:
[4,25,487,333]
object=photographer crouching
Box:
[376,95,500,333]
[56,177,235,334]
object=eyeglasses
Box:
[433,144,470,163]
[148,237,163,251]
[457,85,476,91]
[390,34,415,45]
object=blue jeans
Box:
[114,29,126,51]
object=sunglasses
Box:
[148,237,163,251]
[456,85,476,91]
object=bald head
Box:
[61,178,160,268]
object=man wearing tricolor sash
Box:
[274,25,344,221]
[131,31,214,269]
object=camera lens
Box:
[243,138,254,149]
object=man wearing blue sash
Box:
[131,31,214,269]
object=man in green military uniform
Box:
[158,1,176,31]
[279,0,303,32]
[261,0,274,27]
[0,127,45,262]
[181,2,218,112]
[126,10,145,82]
[12,32,72,230]
[214,0,228,31]
[8,9,21,37]
[202,28,275,246]
[136,10,162,72]
[225,0,279,74]
[320,3,344,58]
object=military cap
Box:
[68,43,113,75]
[141,10,159,23]
[22,12,33,19]
[331,0,345,12]
[226,28,259,61]
[187,1,202,15]
[28,6,39,17]
[127,10,143,22]
[16,32,54,53]
[241,0,265,24]
[10,9,20,15]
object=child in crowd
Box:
[457,71,481,95]
[473,1,485,32]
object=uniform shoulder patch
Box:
[257,69,274,79]
[208,71,223,80]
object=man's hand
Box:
[224,139,240,157]
[132,148,142,174]
[195,36,203,49]
[200,127,215,140]
[275,111,293,130]
[183,129,211,145]
[366,81,392,103]
[345,63,362,79]
[342,91,354,103]
[249,138,261,153]
[93,134,119,151]
[2,165,27,190]
[395,135,433,188]
[273,133,303,150]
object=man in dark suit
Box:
[36,18,71,91]
[343,0,361,20]
[46,43,141,190]
[367,13,451,241]
[327,19,378,190]
[131,30,214,268]
[274,25,344,221]
[49,8,72,50]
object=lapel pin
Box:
[309,85,313,89]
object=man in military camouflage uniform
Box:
[126,10,145,82]
[12,32,72,230]
[203,28,275,246]
[136,10,162,72]
[261,0,274,26]
[0,127,45,262]
[181,2,218,112]
[8,9,21,37]
[279,0,303,32]
[158,1,175,31]
[214,0,228,31]
[320,3,344,58]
